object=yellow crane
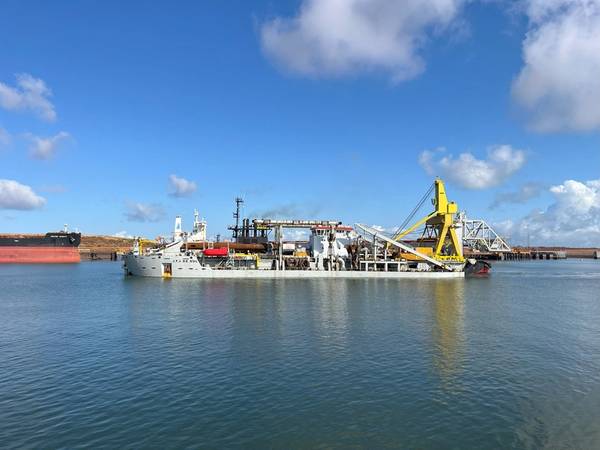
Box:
[134,238,161,255]
[392,178,464,263]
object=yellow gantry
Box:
[393,178,464,263]
[137,238,159,255]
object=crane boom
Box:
[355,223,457,271]
[392,178,464,262]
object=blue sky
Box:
[1,0,599,245]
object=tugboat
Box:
[465,259,491,276]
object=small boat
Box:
[465,259,491,276]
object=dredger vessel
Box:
[124,179,489,279]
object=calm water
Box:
[1,260,600,449]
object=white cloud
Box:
[525,0,592,23]
[490,182,543,209]
[371,224,397,234]
[27,132,70,160]
[0,127,10,148]
[0,73,56,121]
[124,202,165,222]
[419,145,526,190]
[113,231,134,239]
[512,0,600,132]
[283,229,310,241]
[168,174,197,197]
[260,0,467,81]
[496,179,600,246]
[0,179,46,210]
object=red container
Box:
[203,247,229,257]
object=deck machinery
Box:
[392,178,464,264]
[355,178,486,273]
[225,178,471,272]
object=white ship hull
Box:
[123,254,464,279]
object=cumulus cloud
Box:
[0,73,57,121]
[496,179,600,246]
[27,132,70,160]
[490,182,544,209]
[0,179,46,210]
[419,145,526,189]
[124,202,165,222]
[260,0,467,81]
[512,0,600,132]
[168,174,197,197]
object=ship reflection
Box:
[430,279,466,387]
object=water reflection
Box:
[430,280,466,387]
[228,280,352,359]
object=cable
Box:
[393,183,434,238]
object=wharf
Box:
[465,247,600,261]
[79,236,134,261]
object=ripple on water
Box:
[0,261,600,448]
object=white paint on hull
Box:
[123,255,464,279]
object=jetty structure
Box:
[124,179,490,278]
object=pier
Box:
[79,235,134,261]
[465,247,599,261]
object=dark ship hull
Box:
[0,232,81,263]
[465,259,491,276]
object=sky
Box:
[1,0,599,246]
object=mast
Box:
[232,197,244,240]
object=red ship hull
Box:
[0,247,80,264]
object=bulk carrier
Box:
[124,179,490,279]
[0,226,81,263]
